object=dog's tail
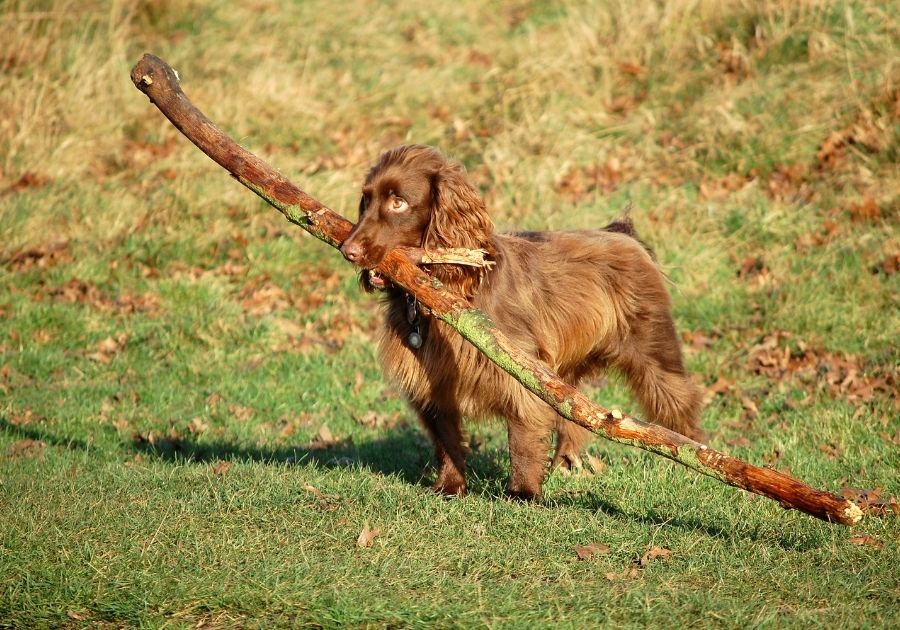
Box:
[602,212,656,260]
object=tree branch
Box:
[130,54,862,526]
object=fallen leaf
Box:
[352,371,365,396]
[187,417,209,434]
[841,487,899,516]
[315,424,334,443]
[354,410,401,429]
[617,60,645,76]
[466,49,493,68]
[302,483,325,499]
[683,330,715,350]
[707,377,731,394]
[555,159,625,202]
[818,442,842,460]
[229,404,254,422]
[6,439,45,459]
[5,171,50,193]
[848,196,881,222]
[239,278,293,315]
[740,396,759,420]
[848,535,883,549]
[764,164,812,202]
[206,392,222,414]
[270,317,305,337]
[605,567,639,581]
[356,522,380,548]
[699,173,750,200]
[638,546,673,567]
[574,542,610,560]
[738,256,767,280]
[873,253,899,276]
[3,239,69,271]
[212,461,232,476]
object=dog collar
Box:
[405,293,423,349]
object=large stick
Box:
[130,54,862,526]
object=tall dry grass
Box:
[1,0,896,283]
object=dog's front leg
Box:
[505,402,555,500]
[417,405,468,496]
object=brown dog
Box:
[341,145,703,499]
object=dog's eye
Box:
[389,196,408,213]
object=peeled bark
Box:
[130,54,863,526]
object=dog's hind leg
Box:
[552,418,592,470]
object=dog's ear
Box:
[426,161,493,251]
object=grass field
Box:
[1,0,898,627]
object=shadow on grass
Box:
[0,417,93,452]
[123,421,508,495]
[0,416,820,548]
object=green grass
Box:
[1,0,898,627]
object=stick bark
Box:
[130,54,862,526]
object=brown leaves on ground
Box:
[573,542,610,560]
[816,111,889,170]
[847,195,882,222]
[3,240,70,272]
[267,410,322,441]
[42,278,161,315]
[4,171,50,194]
[303,483,343,512]
[85,333,129,364]
[228,404,254,422]
[239,278,294,316]
[187,417,210,434]
[6,408,40,427]
[353,410,403,430]
[737,255,769,283]
[605,567,640,581]
[269,313,371,356]
[6,439,46,459]
[356,522,381,548]
[700,164,814,204]
[303,423,348,450]
[872,253,899,276]
[237,269,373,355]
[848,535,883,549]
[555,158,625,202]
[746,331,893,403]
[793,213,843,252]
[603,546,673,581]
[762,164,814,203]
[637,546,673,567]
[841,487,900,517]
[699,173,751,200]
[703,376,733,405]
[682,329,718,353]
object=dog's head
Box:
[340,145,493,293]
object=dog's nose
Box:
[341,239,363,264]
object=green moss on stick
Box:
[442,309,543,393]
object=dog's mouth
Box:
[366,269,388,289]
